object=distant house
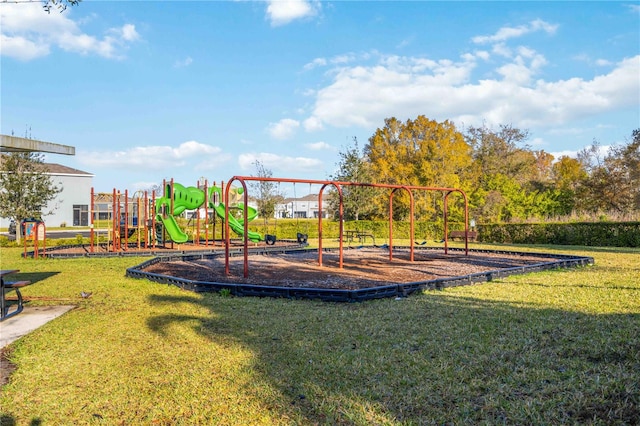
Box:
[0,161,94,228]
[275,193,330,219]
[92,192,143,223]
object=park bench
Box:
[1,269,32,321]
[448,230,478,242]
[345,230,376,245]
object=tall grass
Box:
[0,244,638,424]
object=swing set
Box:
[291,181,311,244]
[223,176,470,278]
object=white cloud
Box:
[396,35,415,49]
[303,52,361,71]
[550,150,579,160]
[306,141,334,151]
[472,19,558,44]
[130,181,161,192]
[551,144,612,165]
[119,24,140,42]
[0,34,50,61]
[303,116,323,131]
[267,118,300,139]
[266,0,320,26]
[551,144,611,162]
[0,3,140,61]
[77,141,227,171]
[595,58,613,67]
[303,57,327,70]
[238,152,322,172]
[301,48,639,132]
[174,56,193,68]
[574,54,614,68]
[474,50,491,61]
[492,42,512,58]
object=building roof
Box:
[45,163,93,177]
[0,155,92,177]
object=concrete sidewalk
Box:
[0,305,75,348]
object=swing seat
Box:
[296,233,308,244]
[265,234,277,245]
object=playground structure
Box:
[85,176,472,262]
[21,219,47,259]
[88,179,271,253]
[28,174,595,302]
[125,175,594,302]
[154,180,267,244]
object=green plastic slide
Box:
[212,203,262,243]
[155,214,189,243]
[154,181,263,243]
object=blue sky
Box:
[2,1,639,193]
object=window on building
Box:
[73,205,89,226]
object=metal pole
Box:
[319,183,344,268]
[112,188,117,252]
[90,187,95,253]
[443,192,449,255]
[204,179,209,246]
[123,189,129,251]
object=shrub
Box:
[478,222,640,247]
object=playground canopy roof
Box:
[0,135,75,156]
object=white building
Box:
[275,193,330,219]
[0,161,93,228]
[1,135,83,229]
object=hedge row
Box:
[477,222,640,247]
[245,219,458,242]
[176,218,640,247]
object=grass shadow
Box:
[7,271,60,284]
[145,291,640,424]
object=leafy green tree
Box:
[249,160,283,226]
[463,124,567,221]
[576,140,621,213]
[530,150,555,190]
[610,129,640,210]
[577,131,640,214]
[0,152,62,241]
[465,124,533,185]
[365,116,472,220]
[551,156,588,215]
[328,137,375,221]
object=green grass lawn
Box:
[1,244,638,425]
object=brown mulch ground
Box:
[143,248,561,290]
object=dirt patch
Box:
[0,347,16,387]
[143,248,561,290]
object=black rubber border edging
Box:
[125,246,594,303]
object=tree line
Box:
[329,116,640,223]
[2,119,638,233]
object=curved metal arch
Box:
[389,186,415,262]
[443,189,470,255]
[318,182,344,267]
